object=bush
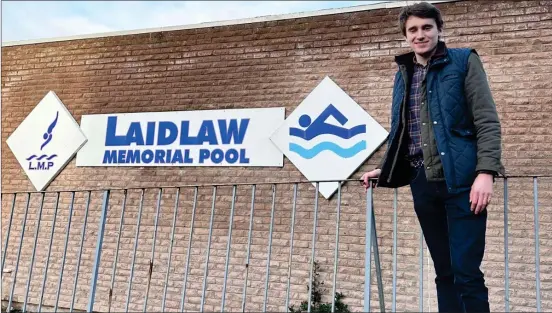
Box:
[288,261,350,313]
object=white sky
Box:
[2,1,385,43]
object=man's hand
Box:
[470,173,494,214]
[361,169,381,191]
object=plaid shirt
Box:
[407,59,428,157]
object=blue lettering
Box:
[197,121,218,145]
[106,117,251,148]
[239,149,250,163]
[117,150,127,163]
[103,150,117,163]
[47,161,54,169]
[180,121,198,145]
[199,149,210,163]
[211,149,224,164]
[127,150,140,163]
[143,150,154,163]
[146,122,156,145]
[37,162,46,170]
[127,122,144,146]
[158,122,178,145]
[155,150,166,163]
[172,150,183,163]
[184,149,193,163]
[105,117,127,146]
[218,119,249,144]
[226,149,238,164]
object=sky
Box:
[2,1,385,43]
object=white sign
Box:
[6,91,88,191]
[270,76,389,199]
[76,107,284,167]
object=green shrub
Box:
[288,261,350,313]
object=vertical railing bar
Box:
[419,229,424,312]
[241,185,256,313]
[108,190,127,313]
[331,183,342,313]
[364,184,373,313]
[392,188,398,312]
[7,193,30,313]
[200,186,217,312]
[143,188,163,312]
[38,192,60,312]
[221,185,237,312]
[285,184,297,312]
[23,193,45,312]
[180,187,198,312]
[534,177,541,312]
[307,182,320,313]
[1,193,16,274]
[503,179,510,312]
[87,190,110,313]
[71,191,91,312]
[55,191,76,311]
[125,189,145,313]
[372,210,385,312]
[162,188,180,312]
[263,184,277,312]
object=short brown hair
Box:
[398,2,444,36]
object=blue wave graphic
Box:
[26,154,58,161]
[289,141,366,159]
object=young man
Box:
[361,2,504,312]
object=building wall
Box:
[2,0,552,311]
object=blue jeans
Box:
[409,166,490,313]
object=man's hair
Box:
[398,2,444,36]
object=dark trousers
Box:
[409,166,490,313]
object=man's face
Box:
[404,16,441,57]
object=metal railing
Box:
[0,176,548,312]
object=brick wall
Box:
[2,0,552,311]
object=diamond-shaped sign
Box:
[270,76,389,199]
[6,91,87,191]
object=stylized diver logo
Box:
[26,111,59,163]
[41,111,59,150]
[289,104,366,159]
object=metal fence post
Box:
[364,184,373,312]
[533,177,541,312]
[87,190,110,313]
[503,178,510,312]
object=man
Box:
[361,2,505,312]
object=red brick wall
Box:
[2,0,552,311]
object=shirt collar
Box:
[397,40,448,67]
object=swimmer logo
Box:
[6,91,88,191]
[289,104,366,159]
[270,76,388,199]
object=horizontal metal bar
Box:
[1,178,380,195]
[1,175,549,196]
